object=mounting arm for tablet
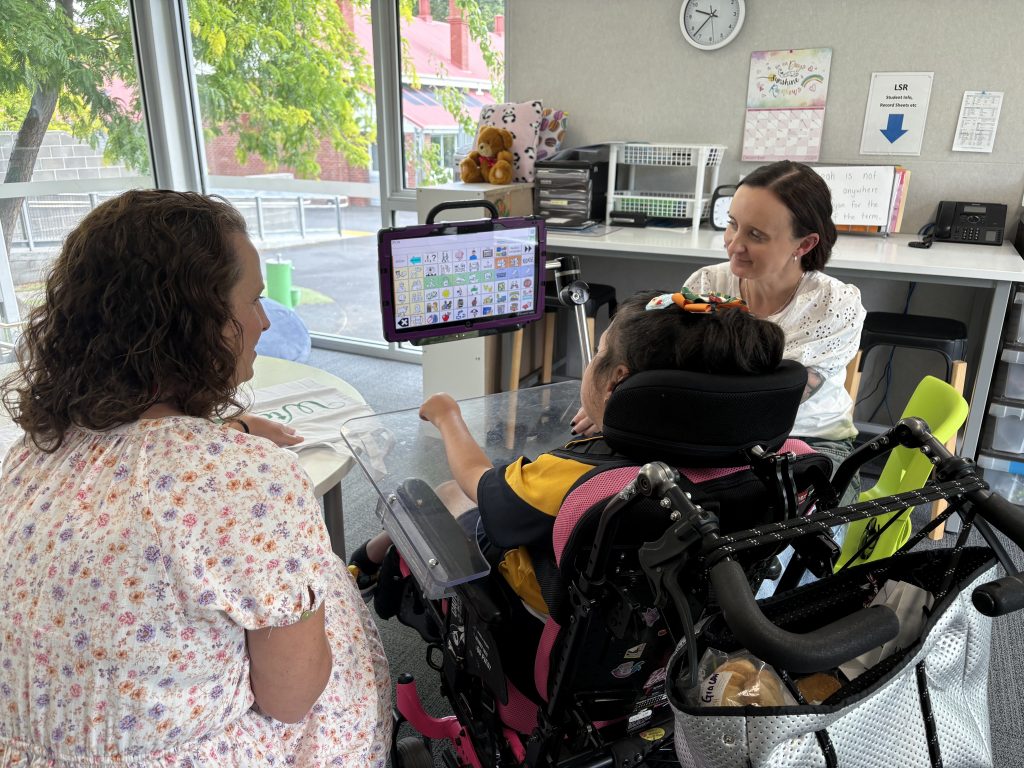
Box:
[547,254,594,369]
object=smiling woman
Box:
[683,160,866,493]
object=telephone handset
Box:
[932,200,1006,245]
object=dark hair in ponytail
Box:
[590,290,785,382]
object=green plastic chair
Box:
[834,374,969,571]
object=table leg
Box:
[323,483,346,560]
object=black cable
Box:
[862,282,916,423]
[859,346,894,411]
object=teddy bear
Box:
[460,125,514,185]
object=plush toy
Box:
[460,125,514,184]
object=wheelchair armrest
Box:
[393,479,492,599]
[456,577,504,624]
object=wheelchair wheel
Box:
[395,736,433,768]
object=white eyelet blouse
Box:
[684,261,866,441]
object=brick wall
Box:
[1,131,137,289]
[205,133,375,206]
[0,131,136,182]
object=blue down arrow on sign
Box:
[880,113,908,143]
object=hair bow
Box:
[645,287,748,313]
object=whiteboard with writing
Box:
[811,165,896,227]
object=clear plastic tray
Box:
[341,382,583,598]
[993,345,1024,401]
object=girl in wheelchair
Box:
[363,289,853,767]
[349,287,786,618]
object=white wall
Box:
[506,0,1024,235]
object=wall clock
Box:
[679,0,745,51]
[709,184,737,230]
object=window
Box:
[186,0,386,348]
[397,0,505,191]
[0,0,154,326]
[0,0,507,360]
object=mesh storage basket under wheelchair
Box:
[660,415,1024,768]
[668,548,996,768]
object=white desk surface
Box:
[0,357,364,501]
[246,356,366,498]
[548,228,1024,285]
[547,226,1024,463]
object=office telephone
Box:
[932,200,1006,245]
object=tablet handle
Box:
[425,200,499,225]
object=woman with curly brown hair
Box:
[0,190,391,766]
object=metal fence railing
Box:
[10,192,350,249]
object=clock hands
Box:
[691,4,719,38]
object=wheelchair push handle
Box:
[424,199,500,225]
[970,486,1024,552]
[968,488,1024,616]
[710,560,900,675]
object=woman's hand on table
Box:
[234,414,304,447]
[570,406,599,437]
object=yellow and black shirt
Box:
[475,435,626,615]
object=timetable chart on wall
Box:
[389,228,538,331]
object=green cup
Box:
[265,259,294,308]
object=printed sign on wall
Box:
[860,72,933,156]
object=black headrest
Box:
[601,360,807,467]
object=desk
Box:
[0,357,363,558]
[547,227,1024,461]
[248,356,365,558]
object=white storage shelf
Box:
[605,142,726,229]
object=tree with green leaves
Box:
[0,0,376,252]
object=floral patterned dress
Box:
[0,417,391,766]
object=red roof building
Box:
[205,0,503,189]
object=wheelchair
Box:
[341,362,1024,768]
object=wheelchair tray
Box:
[341,381,583,598]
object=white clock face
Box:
[713,196,732,229]
[680,0,745,51]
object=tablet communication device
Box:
[378,215,546,344]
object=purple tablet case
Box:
[377,215,546,344]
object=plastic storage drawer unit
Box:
[988,402,1024,453]
[1005,291,1024,345]
[994,346,1024,401]
[977,453,1024,506]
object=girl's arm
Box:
[420,393,492,503]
